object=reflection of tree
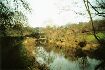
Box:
[79,57,89,70]
[95,60,105,70]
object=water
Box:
[35,46,101,70]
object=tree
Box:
[88,0,105,17]
[0,0,31,36]
[83,0,103,44]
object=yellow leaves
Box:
[56,41,64,46]
[23,37,36,57]
[48,39,54,44]
[82,43,99,52]
[42,23,103,59]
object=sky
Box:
[26,0,91,27]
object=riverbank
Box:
[42,21,105,61]
[1,20,105,70]
[0,36,49,70]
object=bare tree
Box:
[83,0,102,44]
[88,0,105,17]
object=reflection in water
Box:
[50,56,79,70]
[35,46,101,70]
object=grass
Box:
[86,35,96,42]
[86,32,105,42]
[97,32,105,39]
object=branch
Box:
[83,0,102,44]
[88,1,105,17]
[96,0,105,9]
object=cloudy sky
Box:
[27,0,91,27]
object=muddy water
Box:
[35,46,100,70]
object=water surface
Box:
[35,46,101,70]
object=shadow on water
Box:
[35,46,101,70]
[93,44,105,70]
[0,36,25,70]
[85,39,105,70]
[0,36,37,70]
[0,36,49,70]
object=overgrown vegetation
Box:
[0,0,105,69]
[0,36,49,70]
[42,19,105,60]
